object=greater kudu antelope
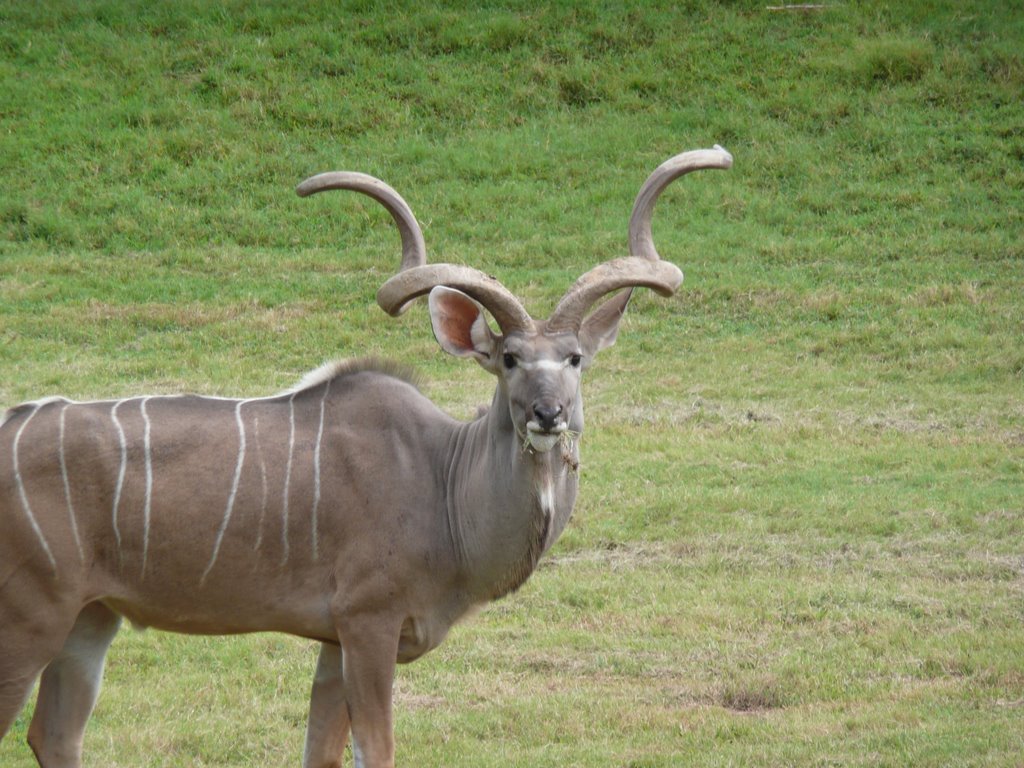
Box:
[0,146,732,768]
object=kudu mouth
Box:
[524,421,568,453]
[524,399,569,452]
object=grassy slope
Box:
[1,1,1022,765]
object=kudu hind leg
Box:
[27,602,121,768]
[303,642,351,768]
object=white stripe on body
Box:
[252,415,269,552]
[11,404,58,571]
[110,399,129,562]
[140,397,154,576]
[201,399,250,584]
[311,379,331,561]
[281,391,298,566]
[58,403,86,563]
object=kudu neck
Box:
[445,383,581,602]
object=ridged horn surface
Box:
[546,145,732,332]
[546,257,683,333]
[378,265,534,335]
[296,171,427,272]
[628,145,733,262]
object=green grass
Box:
[2,1,1022,765]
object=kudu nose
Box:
[531,402,563,431]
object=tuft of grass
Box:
[843,36,936,86]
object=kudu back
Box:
[0,147,731,768]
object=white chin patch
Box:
[527,431,561,453]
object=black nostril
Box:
[532,402,563,431]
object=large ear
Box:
[579,288,632,360]
[429,286,501,368]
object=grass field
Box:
[1,1,1022,766]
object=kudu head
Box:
[297,147,732,452]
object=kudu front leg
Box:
[337,617,401,768]
[303,643,350,768]
[27,602,121,768]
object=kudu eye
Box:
[503,353,516,370]
[569,353,582,368]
